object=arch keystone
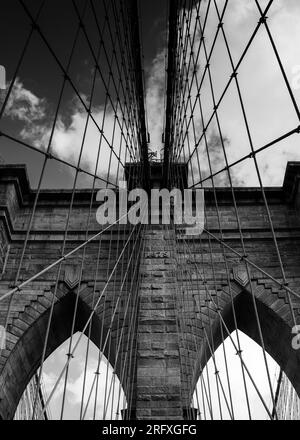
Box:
[63,265,81,290]
[232,264,249,288]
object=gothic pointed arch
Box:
[0,284,128,420]
[193,274,300,398]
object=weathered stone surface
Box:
[0,164,300,420]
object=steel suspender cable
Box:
[2,0,300,421]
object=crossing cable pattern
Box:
[0,0,149,420]
[1,0,300,421]
[14,372,50,420]
[275,369,300,420]
[163,0,300,419]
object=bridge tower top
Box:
[124,161,188,191]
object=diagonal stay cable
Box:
[0,212,134,305]
[0,1,46,120]
[175,1,274,164]
[39,206,146,418]
[180,236,274,419]
[18,0,133,169]
[196,228,300,302]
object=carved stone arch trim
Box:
[193,278,300,397]
[0,287,126,419]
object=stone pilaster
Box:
[135,227,183,420]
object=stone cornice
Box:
[0,164,291,208]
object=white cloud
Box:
[41,334,126,420]
[145,50,166,157]
[5,1,300,188]
[5,79,130,185]
[5,78,47,123]
[152,0,300,187]
[193,330,279,420]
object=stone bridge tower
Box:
[0,162,300,419]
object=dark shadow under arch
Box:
[195,287,300,397]
[0,290,126,420]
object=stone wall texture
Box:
[0,163,300,419]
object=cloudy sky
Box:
[3,0,300,419]
[1,0,300,189]
[41,333,126,420]
[168,0,300,188]
[0,0,168,188]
